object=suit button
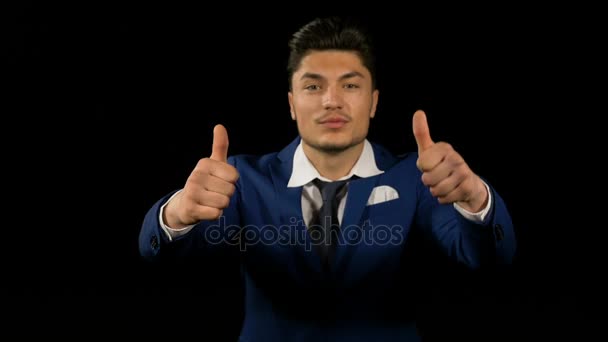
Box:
[150,235,159,249]
[493,224,504,241]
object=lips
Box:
[319,116,349,128]
[319,115,349,124]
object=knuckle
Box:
[439,142,452,151]
[184,205,199,220]
[196,158,212,171]
[227,184,236,196]
[455,168,468,183]
[230,169,240,183]
[210,208,223,220]
[455,188,465,201]
[186,174,206,190]
[421,174,431,186]
[416,160,424,172]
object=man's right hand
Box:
[163,124,240,229]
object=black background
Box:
[4,1,605,340]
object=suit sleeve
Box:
[415,171,516,269]
[138,156,242,262]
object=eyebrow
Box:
[299,71,365,82]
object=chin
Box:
[306,137,362,155]
[318,143,351,154]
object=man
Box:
[139,16,516,341]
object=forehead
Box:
[293,50,369,79]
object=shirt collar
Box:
[287,139,384,188]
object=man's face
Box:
[288,50,379,154]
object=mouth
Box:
[318,115,349,129]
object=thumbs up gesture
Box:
[163,124,240,228]
[413,110,488,212]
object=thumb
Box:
[412,110,434,154]
[210,124,229,162]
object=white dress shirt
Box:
[159,139,492,240]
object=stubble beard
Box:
[303,136,365,155]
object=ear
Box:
[369,89,379,119]
[288,92,296,120]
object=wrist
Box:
[458,177,488,213]
[163,193,188,229]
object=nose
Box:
[322,85,343,110]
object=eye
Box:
[304,84,320,91]
[344,83,360,89]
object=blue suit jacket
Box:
[139,137,516,341]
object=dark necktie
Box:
[311,178,349,270]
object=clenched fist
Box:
[412,110,488,213]
[163,124,240,229]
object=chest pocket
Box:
[366,197,404,220]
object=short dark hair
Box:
[287,16,376,90]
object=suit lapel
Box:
[269,137,303,226]
[340,177,377,234]
[333,176,376,270]
[269,137,323,273]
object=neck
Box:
[302,141,365,181]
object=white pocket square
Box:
[366,185,399,205]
